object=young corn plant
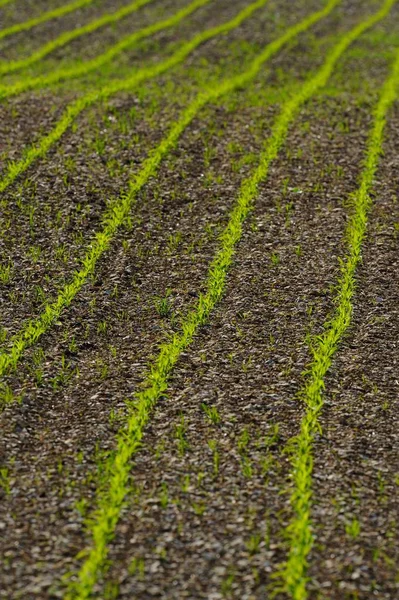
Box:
[207,439,220,477]
[154,289,172,318]
[201,402,221,425]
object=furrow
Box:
[0,0,337,379]
[0,0,266,195]
[276,32,399,600]
[0,0,153,76]
[62,2,399,597]
[0,0,94,41]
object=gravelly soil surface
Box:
[0,0,399,599]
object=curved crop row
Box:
[0,0,153,76]
[0,0,212,100]
[0,0,269,198]
[0,0,340,379]
[275,33,399,600]
[0,0,94,41]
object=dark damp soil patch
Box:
[98,94,373,599]
[307,109,399,600]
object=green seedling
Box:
[97,320,108,335]
[0,326,7,344]
[159,482,169,508]
[74,498,88,518]
[104,581,119,599]
[192,501,206,516]
[238,428,250,454]
[242,356,253,372]
[128,557,145,579]
[154,289,172,318]
[265,424,280,448]
[238,428,253,477]
[34,285,46,305]
[51,355,76,390]
[201,402,221,425]
[0,467,11,495]
[0,383,22,409]
[345,518,361,539]
[96,359,109,380]
[270,251,280,266]
[221,570,235,597]
[208,439,220,476]
[246,532,262,555]
[175,414,189,455]
[181,474,190,493]
[167,231,182,254]
[241,456,253,478]
[0,263,12,284]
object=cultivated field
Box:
[0,0,399,598]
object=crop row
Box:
[0,0,94,41]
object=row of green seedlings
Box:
[97,406,281,599]
[60,4,399,598]
[0,0,153,74]
[276,32,399,600]
[0,98,153,321]
[0,0,94,42]
[0,0,273,198]
[0,0,268,100]
[0,101,349,309]
[0,0,281,320]
[0,92,330,407]
[0,0,341,380]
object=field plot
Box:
[0,0,399,598]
